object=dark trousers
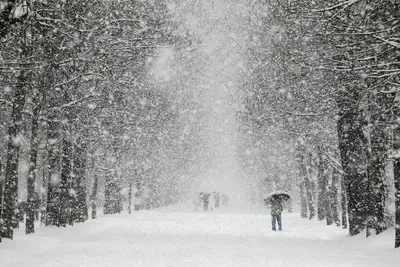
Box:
[271,214,282,231]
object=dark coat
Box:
[269,199,283,215]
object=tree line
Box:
[240,0,400,248]
[0,0,193,242]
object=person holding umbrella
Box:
[265,191,290,231]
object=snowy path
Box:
[1,204,399,267]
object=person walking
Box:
[201,193,210,211]
[269,197,283,231]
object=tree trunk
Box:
[393,170,398,250]
[0,71,27,240]
[73,140,88,223]
[40,170,46,225]
[366,128,388,236]
[341,175,348,229]
[317,145,326,221]
[45,117,61,227]
[325,185,333,226]
[299,180,308,218]
[59,138,72,227]
[331,168,341,226]
[104,170,121,215]
[128,181,132,214]
[337,87,367,236]
[366,92,393,236]
[296,144,308,219]
[304,154,316,220]
[90,167,98,219]
[392,98,400,248]
[26,90,42,234]
[0,161,3,242]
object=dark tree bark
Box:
[366,92,393,236]
[59,138,72,227]
[40,166,47,225]
[304,154,316,220]
[394,157,400,248]
[90,167,98,219]
[26,90,42,234]
[296,144,308,218]
[128,181,132,214]
[337,87,368,236]
[317,146,333,225]
[45,113,61,226]
[331,167,341,226]
[0,71,27,240]
[0,161,3,242]
[341,175,348,229]
[392,99,400,248]
[73,140,88,223]
[317,145,326,221]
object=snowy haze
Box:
[151,0,250,200]
[2,0,400,266]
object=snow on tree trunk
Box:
[0,161,3,242]
[337,88,368,236]
[45,117,61,227]
[90,168,98,220]
[331,168,341,226]
[341,175,348,229]
[59,137,72,227]
[128,181,132,215]
[392,100,400,248]
[297,143,315,220]
[73,140,88,223]
[393,157,400,248]
[0,70,27,240]
[297,144,309,219]
[366,92,393,236]
[104,170,122,215]
[299,180,308,219]
[317,145,326,221]
[305,153,316,220]
[26,89,42,234]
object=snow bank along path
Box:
[1,203,399,267]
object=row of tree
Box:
[0,0,192,242]
[240,0,400,248]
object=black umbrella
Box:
[265,191,291,203]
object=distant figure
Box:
[269,198,283,231]
[133,192,141,211]
[213,192,220,208]
[201,193,210,211]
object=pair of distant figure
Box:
[194,191,227,211]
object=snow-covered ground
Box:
[1,202,399,267]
